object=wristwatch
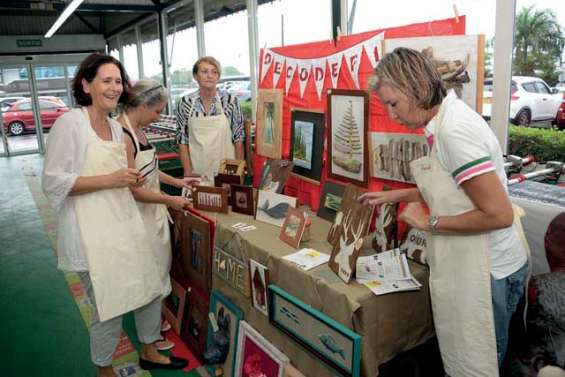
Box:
[427,215,439,234]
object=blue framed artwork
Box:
[205,290,244,377]
[268,284,361,377]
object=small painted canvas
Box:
[258,159,294,194]
[249,259,269,316]
[279,207,307,249]
[317,181,346,222]
[234,321,289,377]
[193,185,229,213]
[255,190,297,228]
[231,184,255,216]
[290,109,325,183]
[257,89,283,159]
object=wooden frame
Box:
[215,173,243,206]
[257,89,283,159]
[327,89,369,187]
[162,278,188,335]
[290,108,325,183]
[193,185,229,213]
[219,159,246,177]
[230,184,255,215]
[234,320,289,377]
[206,290,244,377]
[258,159,294,194]
[279,207,307,249]
[248,259,270,316]
[213,247,251,297]
[268,285,361,377]
[183,210,213,293]
[316,181,345,222]
[255,190,298,228]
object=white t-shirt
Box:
[425,91,527,279]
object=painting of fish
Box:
[255,190,297,227]
[319,334,346,360]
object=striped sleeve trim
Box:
[452,156,495,185]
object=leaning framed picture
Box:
[268,285,361,377]
[230,184,255,215]
[290,109,325,183]
[255,190,298,228]
[257,89,283,159]
[205,290,244,377]
[234,320,289,377]
[258,159,294,194]
[219,159,247,178]
[316,181,345,222]
[249,259,270,316]
[327,89,369,187]
[193,185,229,213]
[162,278,188,336]
[279,207,307,249]
[182,210,213,293]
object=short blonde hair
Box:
[369,47,445,110]
[192,56,221,77]
[123,79,168,110]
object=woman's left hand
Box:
[176,177,200,189]
[399,202,429,230]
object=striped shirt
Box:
[175,89,244,145]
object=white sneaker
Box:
[155,339,175,351]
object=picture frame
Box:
[248,259,270,316]
[231,184,255,215]
[213,247,251,297]
[257,89,283,159]
[162,278,188,336]
[369,132,429,183]
[289,109,325,183]
[219,159,247,178]
[268,285,361,377]
[234,320,289,377]
[316,181,346,222]
[279,207,307,249]
[182,289,209,359]
[327,89,369,187]
[255,190,298,228]
[182,210,213,293]
[258,159,294,194]
[215,173,243,206]
[206,290,244,377]
[193,185,229,213]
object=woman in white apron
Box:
[360,48,529,376]
[176,56,245,180]
[117,79,197,351]
[42,54,188,377]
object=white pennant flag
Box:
[297,60,312,99]
[362,32,385,68]
[260,49,274,84]
[284,58,297,94]
[345,44,363,89]
[272,53,285,88]
[326,52,343,89]
[311,58,327,100]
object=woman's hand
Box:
[108,168,142,188]
[399,202,429,231]
[358,190,398,206]
[166,195,191,210]
[175,177,200,189]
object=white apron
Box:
[123,114,172,298]
[410,107,499,376]
[188,95,235,179]
[74,108,162,322]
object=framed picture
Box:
[257,89,283,159]
[290,109,325,183]
[162,278,188,335]
[383,34,485,112]
[231,184,255,215]
[327,89,369,187]
[182,289,209,359]
[255,190,298,228]
[369,132,429,183]
[268,285,361,377]
[214,247,251,297]
[219,159,247,177]
[206,290,244,377]
[193,185,229,213]
[279,207,307,249]
[316,181,345,222]
[182,211,213,293]
[258,159,294,194]
[215,173,243,206]
[248,259,270,316]
[234,321,289,377]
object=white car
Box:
[482,76,562,126]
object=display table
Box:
[206,210,434,377]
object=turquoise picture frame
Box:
[268,284,361,377]
[206,290,244,377]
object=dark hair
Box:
[72,53,130,106]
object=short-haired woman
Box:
[42,54,188,377]
[360,47,529,376]
[176,56,245,179]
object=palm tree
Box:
[513,6,564,85]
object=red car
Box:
[555,92,565,130]
[3,98,69,135]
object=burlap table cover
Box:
[207,210,434,377]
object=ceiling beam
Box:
[75,12,99,34]
[104,12,155,39]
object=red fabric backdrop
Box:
[254,16,466,213]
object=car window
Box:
[39,100,58,109]
[18,102,32,110]
[534,81,551,94]
[521,82,537,93]
[511,82,518,94]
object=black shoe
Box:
[139,356,188,370]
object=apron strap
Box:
[123,113,141,153]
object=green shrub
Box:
[240,100,252,121]
[508,125,565,162]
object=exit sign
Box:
[17,39,42,48]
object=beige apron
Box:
[74,108,162,322]
[188,95,235,179]
[123,114,172,298]
[410,107,499,376]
